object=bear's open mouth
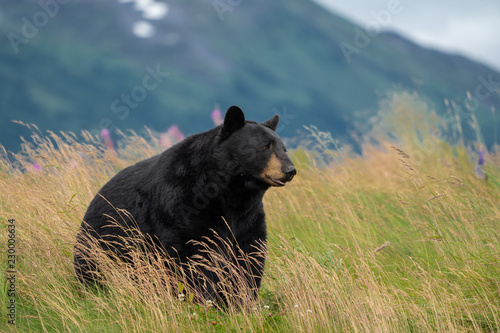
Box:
[268,176,286,186]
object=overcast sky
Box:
[313,0,500,71]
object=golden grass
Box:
[1,93,499,332]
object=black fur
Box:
[74,106,296,302]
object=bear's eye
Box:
[263,141,273,150]
[283,146,287,152]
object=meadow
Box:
[1,92,499,332]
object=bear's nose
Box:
[284,165,296,181]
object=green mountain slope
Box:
[1,0,499,151]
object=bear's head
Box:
[217,106,296,188]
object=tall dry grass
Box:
[1,92,499,332]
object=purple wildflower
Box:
[211,108,223,126]
[159,125,185,149]
[475,149,486,179]
[100,128,115,151]
[159,132,173,149]
[167,125,185,141]
[32,163,42,174]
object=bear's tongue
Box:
[271,177,286,186]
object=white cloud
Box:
[118,0,169,20]
[142,2,169,20]
[132,20,155,38]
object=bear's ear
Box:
[261,114,279,131]
[222,106,245,134]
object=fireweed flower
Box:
[211,108,223,126]
[159,132,172,149]
[100,128,115,151]
[167,125,184,141]
[475,149,486,179]
[32,163,42,174]
[159,125,185,149]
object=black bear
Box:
[74,106,296,303]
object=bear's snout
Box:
[283,165,296,181]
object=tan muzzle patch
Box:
[260,154,287,186]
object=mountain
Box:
[1,0,499,152]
